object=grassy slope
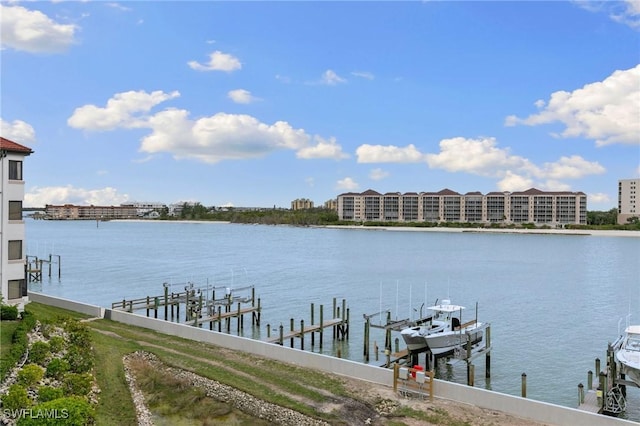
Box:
[25,302,353,425]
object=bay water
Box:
[25,219,640,421]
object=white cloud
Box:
[496,171,535,192]
[25,185,129,207]
[68,90,180,131]
[426,136,605,191]
[188,51,242,72]
[140,110,315,163]
[321,70,347,85]
[227,89,259,104]
[106,3,131,12]
[351,71,374,80]
[356,143,426,163]
[1,118,36,143]
[296,136,349,160]
[588,192,611,205]
[505,65,640,146]
[426,137,536,176]
[336,177,359,191]
[541,155,605,179]
[0,4,77,53]
[369,168,389,181]
[575,0,640,30]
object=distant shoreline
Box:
[322,225,640,238]
[110,219,640,238]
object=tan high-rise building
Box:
[337,188,587,226]
[618,179,639,225]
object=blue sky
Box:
[1,1,639,209]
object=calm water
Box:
[25,219,640,420]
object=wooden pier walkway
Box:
[265,318,344,343]
[577,388,601,414]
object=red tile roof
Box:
[1,137,33,155]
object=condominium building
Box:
[45,204,138,220]
[337,188,587,226]
[618,179,639,225]
[1,137,33,306]
[291,198,314,210]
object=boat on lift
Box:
[400,299,484,356]
[615,325,640,386]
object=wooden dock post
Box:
[267,324,271,339]
[319,305,324,349]
[300,319,305,350]
[164,285,169,320]
[588,370,593,390]
[290,318,295,348]
[311,303,315,347]
[595,358,601,375]
[578,383,584,404]
[485,325,491,378]
[146,296,150,317]
[279,323,284,346]
[364,316,370,361]
[521,373,527,398]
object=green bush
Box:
[16,396,95,426]
[1,304,19,320]
[48,336,65,353]
[63,346,94,374]
[2,384,32,411]
[62,372,93,396]
[0,311,36,381]
[45,358,70,380]
[28,341,50,365]
[37,386,64,403]
[17,364,44,388]
[63,321,91,348]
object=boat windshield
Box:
[627,335,640,351]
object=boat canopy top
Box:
[427,303,466,313]
[625,325,640,336]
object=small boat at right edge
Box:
[615,325,640,386]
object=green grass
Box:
[0,320,20,359]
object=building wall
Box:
[337,190,587,226]
[291,198,314,210]
[618,179,639,225]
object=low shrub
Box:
[62,372,93,396]
[48,336,65,353]
[45,358,70,380]
[63,346,94,374]
[37,386,64,403]
[1,304,19,320]
[16,396,95,426]
[0,311,35,381]
[2,384,32,411]
[17,364,44,388]
[28,341,51,366]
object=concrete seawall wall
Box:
[28,292,636,426]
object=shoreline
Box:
[108,219,640,238]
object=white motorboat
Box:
[400,299,484,356]
[615,325,640,386]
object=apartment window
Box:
[9,160,23,180]
[8,240,22,260]
[9,201,22,220]
[7,279,26,299]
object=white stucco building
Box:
[1,137,33,307]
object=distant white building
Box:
[121,201,166,217]
[618,179,639,225]
[1,137,33,307]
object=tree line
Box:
[158,203,639,230]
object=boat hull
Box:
[426,328,483,356]
[400,327,429,352]
[616,349,640,386]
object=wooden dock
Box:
[265,318,345,343]
[578,388,601,414]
